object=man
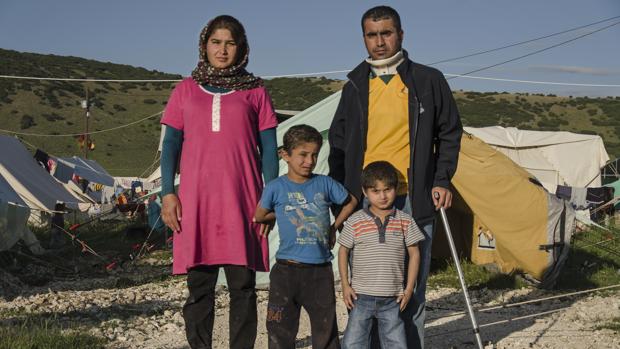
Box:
[328,5,462,348]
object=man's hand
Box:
[162,193,182,233]
[342,284,357,310]
[397,288,414,311]
[431,186,452,210]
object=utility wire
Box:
[427,283,620,321]
[0,76,181,82]
[446,20,620,81]
[0,18,618,140]
[3,70,619,87]
[427,15,620,66]
[0,110,162,137]
[443,74,620,87]
[3,17,620,87]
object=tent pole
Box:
[436,195,485,349]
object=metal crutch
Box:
[434,192,484,349]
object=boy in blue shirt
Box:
[255,124,358,349]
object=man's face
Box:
[363,18,403,60]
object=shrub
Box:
[20,115,36,129]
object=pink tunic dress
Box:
[161,78,278,274]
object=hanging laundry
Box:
[555,185,572,201]
[34,149,50,172]
[47,158,57,175]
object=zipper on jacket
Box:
[409,95,420,200]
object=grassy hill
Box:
[0,48,618,177]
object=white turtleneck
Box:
[365,50,404,76]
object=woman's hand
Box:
[162,193,182,233]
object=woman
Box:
[160,15,279,349]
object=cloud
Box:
[528,65,620,76]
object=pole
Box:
[84,87,90,159]
[435,193,485,349]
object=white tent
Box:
[0,136,83,212]
[0,137,71,253]
[464,126,609,192]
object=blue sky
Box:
[1,0,619,96]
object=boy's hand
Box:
[253,217,274,238]
[397,288,414,311]
[342,284,357,310]
[329,225,337,249]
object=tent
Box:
[0,136,74,253]
[604,179,620,210]
[52,156,117,204]
[56,156,115,187]
[433,134,575,287]
[0,136,82,212]
[464,126,609,192]
[0,173,39,252]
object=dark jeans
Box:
[267,260,340,349]
[183,265,257,349]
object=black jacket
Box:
[328,52,462,223]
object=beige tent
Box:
[465,126,609,192]
[434,133,575,286]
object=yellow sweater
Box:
[364,74,410,195]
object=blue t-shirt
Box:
[260,174,349,264]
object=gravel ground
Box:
[1,260,618,349]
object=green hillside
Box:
[0,48,618,177]
[0,49,339,176]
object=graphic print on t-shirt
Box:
[284,192,330,246]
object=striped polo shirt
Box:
[338,209,425,297]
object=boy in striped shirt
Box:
[338,161,425,348]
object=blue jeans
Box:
[363,195,434,349]
[342,294,406,349]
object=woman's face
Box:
[205,28,238,69]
